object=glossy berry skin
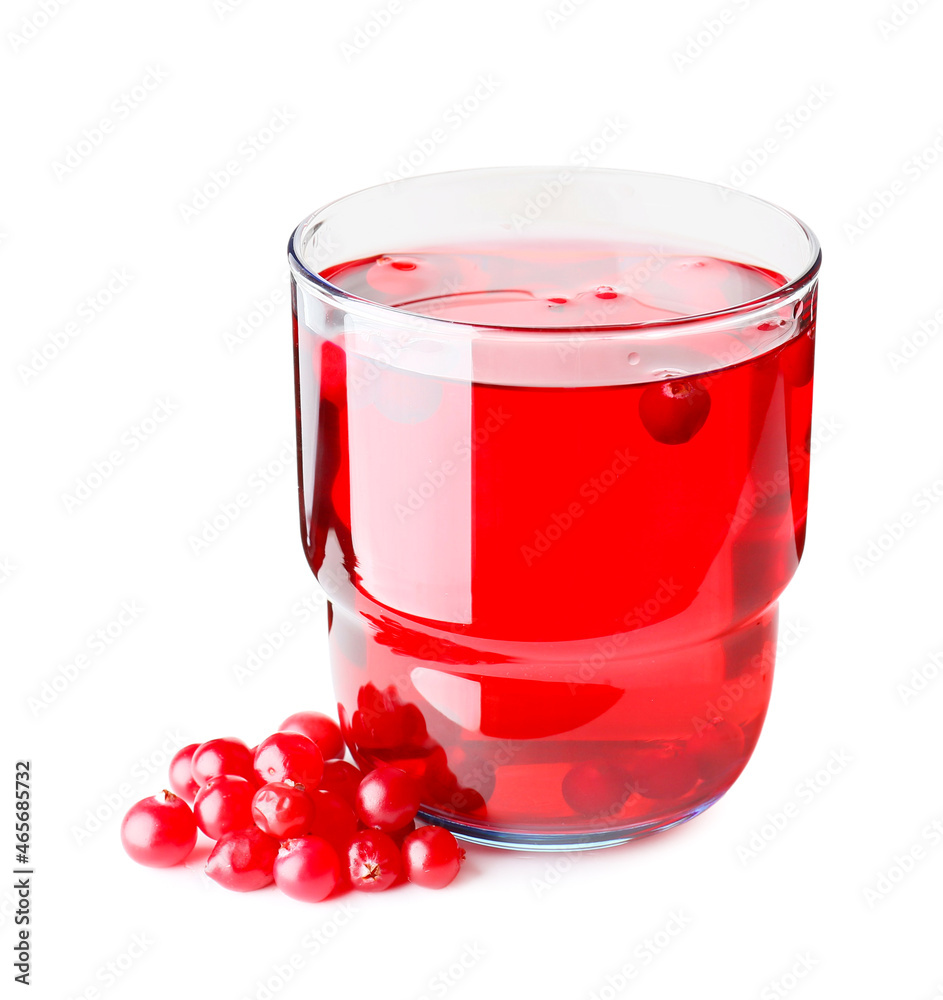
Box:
[251,782,317,839]
[401,827,465,889]
[193,775,255,840]
[638,379,711,445]
[205,828,279,892]
[346,831,402,892]
[356,766,421,832]
[561,762,636,817]
[305,790,358,854]
[279,712,345,761]
[253,733,324,789]
[319,760,364,808]
[274,837,340,903]
[121,791,197,868]
[168,744,201,803]
[191,738,256,787]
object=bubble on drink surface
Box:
[594,285,618,300]
[626,352,640,366]
[372,364,443,424]
[365,255,439,299]
[547,296,568,306]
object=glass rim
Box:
[288,165,822,339]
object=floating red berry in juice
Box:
[638,378,711,444]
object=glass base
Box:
[417,791,725,852]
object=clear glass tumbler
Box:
[289,167,820,849]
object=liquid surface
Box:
[294,243,815,843]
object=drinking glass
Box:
[289,167,820,849]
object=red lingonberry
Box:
[121,791,197,868]
[253,733,324,789]
[274,837,340,903]
[346,830,402,892]
[687,718,746,781]
[168,744,201,803]
[356,766,421,832]
[205,827,279,892]
[626,744,700,800]
[251,782,317,840]
[639,379,711,445]
[191,738,256,787]
[401,826,465,889]
[193,775,255,840]
[319,760,364,807]
[279,711,345,761]
[561,762,637,817]
[305,790,358,854]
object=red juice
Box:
[293,243,815,846]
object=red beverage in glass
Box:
[290,168,820,847]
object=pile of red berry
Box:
[120,711,465,902]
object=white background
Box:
[3,1,942,998]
